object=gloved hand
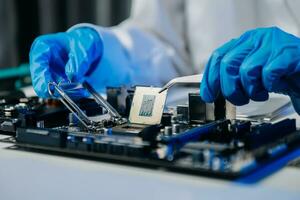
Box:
[29,27,103,98]
[200,27,300,113]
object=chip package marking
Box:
[139,95,156,117]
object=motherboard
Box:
[0,81,300,179]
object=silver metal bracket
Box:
[48,81,126,131]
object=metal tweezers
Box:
[159,74,203,93]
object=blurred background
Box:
[0,0,131,91]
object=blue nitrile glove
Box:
[200,27,300,114]
[29,27,103,98]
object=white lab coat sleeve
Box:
[69,0,193,92]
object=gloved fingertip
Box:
[232,97,250,106]
[200,83,216,103]
[249,87,269,101]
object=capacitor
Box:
[172,124,180,134]
[176,105,188,122]
[36,120,45,128]
[164,126,172,136]
[171,116,177,124]
[212,157,224,171]
[160,128,165,135]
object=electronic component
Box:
[189,93,213,123]
[176,105,189,123]
[106,86,128,116]
[0,97,69,135]
[129,87,167,125]
[16,128,67,148]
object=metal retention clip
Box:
[48,81,125,131]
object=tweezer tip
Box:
[158,88,167,93]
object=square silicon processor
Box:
[129,86,167,125]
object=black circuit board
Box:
[1,95,300,180]
[4,118,300,180]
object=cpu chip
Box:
[129,87,167,125]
